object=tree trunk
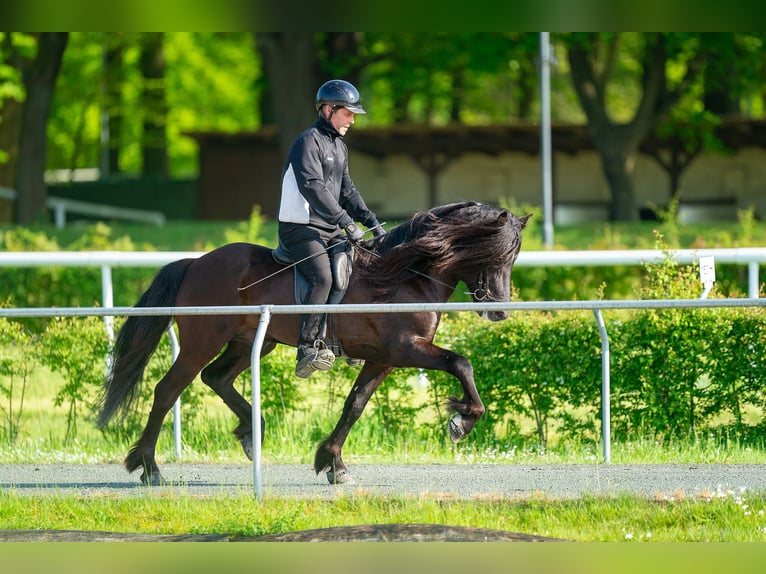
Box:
[599,146,638,221]
[0,98,22,222]
[254,32,320,158]
[104,40,125,175]
[14,32,68,225]
[140,32,168,177]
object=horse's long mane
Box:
[354,201,527,299]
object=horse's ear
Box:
[516,213,532,229]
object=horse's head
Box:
[464,210,531,321]
[353,202,530,309]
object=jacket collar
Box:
[315,114,342,139]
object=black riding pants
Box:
[278,223,335,345]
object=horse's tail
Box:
[97,257,194,428]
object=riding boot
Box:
[295,314,335,379]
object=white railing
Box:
[1,297,765,500]
[0,247,762,298]
[0,248,764,497]
[0,248,763,461]
[0,186,166,228]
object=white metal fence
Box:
[1,248,765,498]
[0,186,166,228]
[1,298,765,499]
[0,247,762,300]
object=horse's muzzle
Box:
[478,309,509,321]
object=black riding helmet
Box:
[315,79,366,115]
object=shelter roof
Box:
[186,118,766,159]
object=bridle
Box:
[467,269,492,302]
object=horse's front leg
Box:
[314,363,393,484]
[402,340,485,443]
[442,353,484,442]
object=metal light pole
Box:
[540,32,554,249]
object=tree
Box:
[0,33,27,221]
[45,33,259,178]
[140,32,168,177]
[14,32,68,224]
[566,33,705,221]
[103,34,127,176]
[644,33,765,203]
[254,33,319,158]
[360,33,537,125]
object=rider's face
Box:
[328,106,356,136]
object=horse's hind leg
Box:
[201,337,276,460]
[125,355,202,486]
[314,363,393,484]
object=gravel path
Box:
[3,462,766,499]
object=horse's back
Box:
[176,242,278,306]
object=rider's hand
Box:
[366,217,386,237]
[344,222,364,243]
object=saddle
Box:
[271,236,354,359]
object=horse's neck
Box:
[408,272,456,303]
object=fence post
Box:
[593,309,611,464]
[100,265,114,341]
[166,325,182,459]
[749,262,760,298]
[251,306,271,501]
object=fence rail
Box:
[2,297,765,499]
[0,246,762,296]
[0,187,166,228]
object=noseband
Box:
[465,270,493,302]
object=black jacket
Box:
[278,116,376,234]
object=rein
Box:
[236,222,387,292]
[237,247,334,292]
[237,223,497,303]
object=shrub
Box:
[0,316,38,445]
[38,316,111,444]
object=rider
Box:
[277,79,386,379]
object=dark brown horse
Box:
[98,201,530,485]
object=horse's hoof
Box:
[327,468,354,485]
[239,433,254,461]
[449,414,467,443]
[140,471,166,486]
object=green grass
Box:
[2,488,766,541]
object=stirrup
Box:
[295,342,335,379]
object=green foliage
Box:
[38,316,110,445]
[427,311,602,450]
[0,223,157,331]
[0,32,32,107]
[424,246,766,452]
[0,315,37,445]
[222,206,270,247]
[47,32,260,177]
